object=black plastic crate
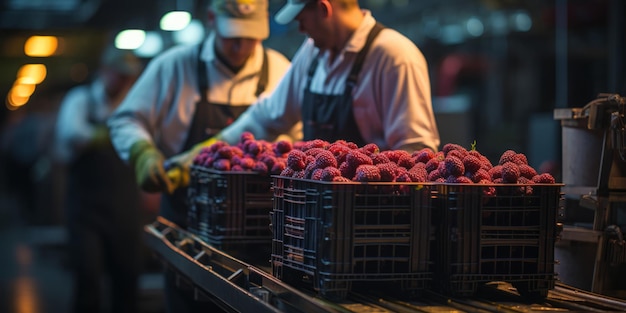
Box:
[187,166,273,250]
[431,183,563,299]
[271,176,433,300]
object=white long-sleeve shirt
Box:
[108,32,293,161]
[220,10,440,152]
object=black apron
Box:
[302,23,385,146]
[159,44,269,228]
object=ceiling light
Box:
[17,64,47,84]
[115,29,146,50]
[160,11,191,31]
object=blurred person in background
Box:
[107,0,293,311]
[54,45,144,313]
[168,0,440,178]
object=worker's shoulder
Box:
[370,28,426,63]
[149,44,198,68]
[263,46,291,66]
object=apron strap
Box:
[255,49,269,97]
[197,43,208,102]
[346,22,386,87]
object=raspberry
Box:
[346,150,373,167]
[447,149,467,161]
[292,170,306,179]
[425,158,440,173]
[444,156,465,177]
[214,159,231,171]
[314,150,338,169]
[448,175,472,184]
[499,150,517,165]
[501,162,520,183]
[271,161,286,175]
[239,131,255,144]
[371,153,391,165]
[488,165,503,180]
[209,141,228,153]
[381,150,410,164]
[515,153,529,165]
[359,143,380,155]
[354,164,381,182]
[328,143,352,164]
[305,147,326,157]
[253,161,268,175]
[240,157,255,170]
[280,167,295,177]
[331,140,359,150]
[321,167,341,181]
[216,146,235,159]
[532,173,556,184]
[339,162,357,180]
[427,169,442,182]
[259,153,277,169]
[333,176,352,182]
[409,163,428,181]
[413,148,436,163]
[397,152,415,169]
[442,143,467,156]
[310,168,324,180]
[287,150,307,170]
[518,164,538,179]
[302,139,330,151]
[376,162,397,182]
[273,140,293,155]
[462,154,482,173]
[467,168,490,183]
[231,165,245,172]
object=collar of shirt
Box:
[200,31,265,79]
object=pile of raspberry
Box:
[192,132,291,175]
[280,140,556,186]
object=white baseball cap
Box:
[212,0,269,39]
[274,0,310,25]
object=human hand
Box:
[164,136,220,188]
[129,140,175,193]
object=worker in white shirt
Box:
[168,0,440,181]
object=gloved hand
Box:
[129,140,175,194]
[89,125,110,148]
[166,136,220,188]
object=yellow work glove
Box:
[166,136,220,189]
[129,140,175,194]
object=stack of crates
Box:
[431,183,563,298]
[187,166,274,254]
[271,177,433,300]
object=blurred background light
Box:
[135,31,164,58]
[17,64,47,85]
[466,17,484,37]
[160,11,191,31]
[172,19,205,45]
[24,36,58,57]
[511,11,532,32]
[115,29,146,50]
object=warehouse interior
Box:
[1,0,625,312]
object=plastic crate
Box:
[431,183,563,299]
[271,176,433,300]
[187,166,273,251]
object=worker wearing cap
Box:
[168,0,440,180]
[55,46,144,313]
[107,1,292,311]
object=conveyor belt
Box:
[144,217,626,313]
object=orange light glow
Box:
[12,83,36,98]
[17,64,47,85]
[8,90,29,107]
[24,35,58,57]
